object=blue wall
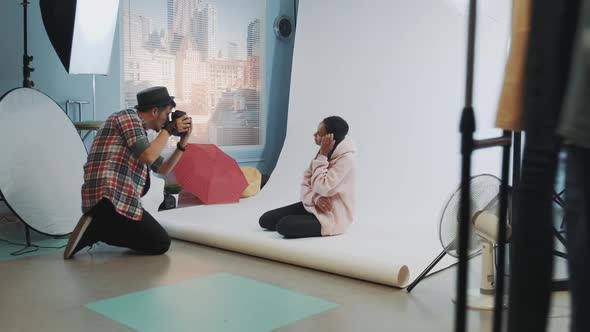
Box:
[0,0,295,175]
[0,1,121,122]
[258,0,295,175]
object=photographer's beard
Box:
[154,119,166,133]
[148,118,165,133]
[152,108,172,132]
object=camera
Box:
[171,109,186,121]
[170,110,187,138]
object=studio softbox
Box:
[39,0,119,74]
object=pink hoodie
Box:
[300,138,357,236]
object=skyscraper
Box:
[167,0,174,33]
[193,3,217,61]
[122,4,176,108]
[247,19,261,57]
[245,19,261,88]
[172,0,199,36]
[169,0,202,54]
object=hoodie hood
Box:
[331,137,356,159]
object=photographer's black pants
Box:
[77,198,171,255]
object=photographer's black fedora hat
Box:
[134,86,175,110]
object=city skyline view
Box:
[127,0,263,59]
[122,0,265,146]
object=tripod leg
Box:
[552,226,567,249]
[406,249,447,292]
[551,189,570,291]
[553,192,566,208]
[552,250,568,259]
[25,224,31,247]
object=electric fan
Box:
[439,174,512,310]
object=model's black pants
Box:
[259,202,322,238]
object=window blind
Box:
[121,0,264,146]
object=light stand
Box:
[21,0,34,88]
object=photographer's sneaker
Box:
[63,214,94,260]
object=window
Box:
[121,0,265,147]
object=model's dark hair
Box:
[322,116,349,160]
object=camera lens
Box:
[172,110,186,120]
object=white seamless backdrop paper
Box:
[156,0,511,287]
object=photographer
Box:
[64,86,192,259]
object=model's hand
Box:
[319,134,335,157]
[315,196,333,213]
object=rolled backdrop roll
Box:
[156,0,510,287]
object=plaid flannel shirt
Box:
[81,109,160,221]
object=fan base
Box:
[452,289,494,311]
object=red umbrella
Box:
[174,144,248,204]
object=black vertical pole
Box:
[19,0,34,248]
[455,0,477,331]
[512,132,522,188]
[493,131,512,332]
[22,0,34,88]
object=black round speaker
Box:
[274,15,294,40]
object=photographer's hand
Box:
[176,115,191,135]
[179,116,192,147]
[157,114,191,175]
